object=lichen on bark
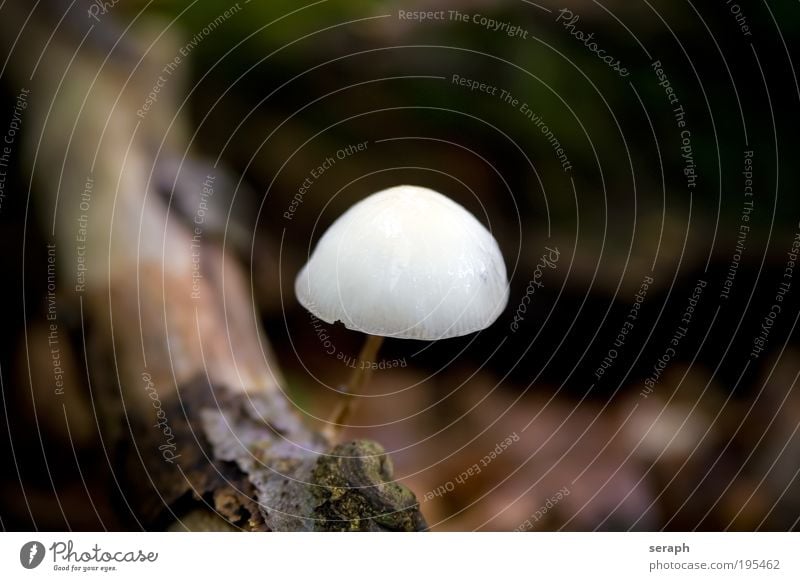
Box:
[311,441,427,532]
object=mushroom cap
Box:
[295,185,509,340]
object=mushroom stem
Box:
[346,334,385,394]
[324,334,385,440]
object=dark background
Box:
[1,0,799,531]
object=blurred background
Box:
[1,0,799,531]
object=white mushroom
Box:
[295,184,508,341]
[295,184,509,436]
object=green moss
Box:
[311,440,426,531]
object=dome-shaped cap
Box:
[295,185,509,340]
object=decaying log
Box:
[2,2,425,531]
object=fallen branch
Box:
[2,2,425,531]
